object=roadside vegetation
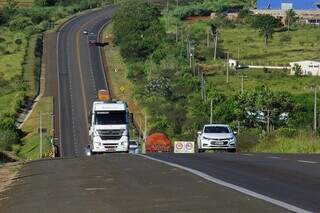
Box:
[112,0,320,153]
[0,0,113,161]
[18,96,53,160]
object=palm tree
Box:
[285,9,298,32]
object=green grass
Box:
[23,34,41,98]
[0,30,27,80]
[220,25,320,66]
[0,0,33,7]
[252,133,320,153]
[206,68,320,95]
[0,29,27,114]
[19,96,53,160]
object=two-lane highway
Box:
[1,4,319,213]
[57,6,116,157]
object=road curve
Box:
[0,4,319,213]
[57,6,116,157]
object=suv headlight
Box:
[228,136,235,141]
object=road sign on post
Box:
[174,141,195,153]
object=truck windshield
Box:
[204,126,230,133]
[94,111,127,125]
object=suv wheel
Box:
[228,148,236,153]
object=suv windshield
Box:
[95,111,127,125]
[204,126,230,133]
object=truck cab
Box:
[86,90,129,155]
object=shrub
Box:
[275,128,298,138]
[0,129,19,150]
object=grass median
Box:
[18,96,54,160]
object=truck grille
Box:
[100,135,122,140]
[103,143,118,148]
[97,129,124,141]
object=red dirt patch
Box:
[146,133,171,153]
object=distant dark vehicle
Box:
[129,140,139,154]
[88,39,97,46]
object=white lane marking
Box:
[138,154,311,213]
[242,154,254,156]
[268,156,281,159]
[297,160,317,164]
[84,187,106,191]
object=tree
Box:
[285,9,298,32]
[251,14,281,46]
[293,63,303,76]
[113,0,165,60]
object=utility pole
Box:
[51,113,55,157]
[237,43,240,61]
[165,0,169,31]
[213,31,218,61]
[39,112,42,158]
[175,23,178,43]
[144,112,147,141]
[267,109,270,133]
[240,75,247,93]
[142,112,147,154]
[192,50,195,75]
[210,99,213,124]
[314,87,317,131]
[226,52,229,84]
[287,12,290,32]
[206,27,210,47]
[201,70,204,100]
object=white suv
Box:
[197,124,237,152]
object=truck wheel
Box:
[198,149,205,153]
[85,145,92,156]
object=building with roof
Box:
[253,1,320,25]
[256,0,320,10]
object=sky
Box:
[256,0,320,10]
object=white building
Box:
[228,59,239,69]
[290,60,320,76]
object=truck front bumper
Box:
[200,140,236,150]
[91,136,129,153]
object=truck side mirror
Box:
[233,131,238,135]
[88,112,92,124]
[197,131,202,135]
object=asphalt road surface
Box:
[0,5,319,213]
[148,153,320,212]
[57,6,116,157]
[0,154,290,213]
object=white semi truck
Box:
[85,90,130,155]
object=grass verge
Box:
[252,133,320,153]
[22,34,42,99]
[101,23,145,139]
[18,96,53,160]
